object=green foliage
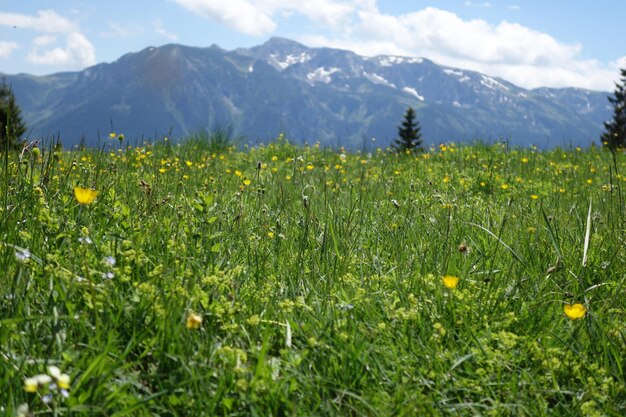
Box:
[1,138,625,416]
[0,79,27,152]
[601,68,626,151]
[392,107,423,153]
[184,125,243,154]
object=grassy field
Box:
[1,136,625,416]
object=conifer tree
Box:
[393,107,423,153]
[0,79,27,151]
[601,68,626,151]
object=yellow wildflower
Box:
[24,377,38,393]
[442,275,460,289]
[186,312,203,329]
[564,303,587,320]
[74,187,99,205]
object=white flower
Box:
[47,365,61,379]
[15,249,31,262]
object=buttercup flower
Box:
[186,312,203,329]
[442,275,460,289]
[74,187,99,205]
[564,303,587,320]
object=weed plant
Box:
[1,137,625,416]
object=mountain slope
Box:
[2,37,611,148]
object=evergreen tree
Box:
[0,79,27,151]
[601,68,626,151]
[392,107,423,153]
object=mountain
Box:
[2,37,612,148]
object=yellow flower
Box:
[186,312,203,329]
[442,275,460,289]
[109,132,116,139]
[243,179,251,186]
[24,377,38,392]
[57,373,71,389]
[530,194,539,200]
[564,303,587,320]
[74,187,99,205]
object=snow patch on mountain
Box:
[269,52,311,70]
[306,67,341,84]
[480,75,509,91]
[444,68,471,83]
[363,72,396,88]
[402,87,424,101]
[376,56,423,67]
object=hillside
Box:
[2,37,612,148]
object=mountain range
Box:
[2,37,613,149]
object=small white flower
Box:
[104,256,116,266]
[47,365,61,379]
[103,272,114,280]
[15,249,31,262]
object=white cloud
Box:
[173,0,367,36]
[0,10,95,70]
[169,1,620,90]
[464,1,493,8]
[173,0,276,36]
[154,19,179,41]
[298,5,619,90]
[101,21,138,39]
[0,41,19,59]
[0,10,76,33]
[27,32,95,68]
[33,35,57,47]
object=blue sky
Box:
[0,0,624,90]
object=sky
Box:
[0,0,625,91]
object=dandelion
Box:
[243,179,251,186]
[74,187,98,205]
[186,312,203,329]
[530,194,539,200]
[442,275,460,289]
[564,303,587,320]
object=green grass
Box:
[1,138,625,416]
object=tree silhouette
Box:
[0,79,27,151]
[601,68,626,151]
[392,107,423,153]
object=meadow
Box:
[1,135,625,416]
